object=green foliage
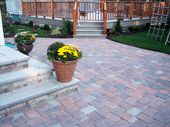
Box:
[110,28,116,34]
[3,21,11,33]
[47,42,82,63]
[28,21,33,27]
[47,42,65,61]
[51,28,60,35]
[145,23,150,30]
[43,24,50,30]
[14,33,36,45]
[12,25,48,37]
[114,17,123,33]
[128,26,134,32]
[62,19,72,32]
[60,29,67,36]
[0,1,6,14]
[134,26,140,31]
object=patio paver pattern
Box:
[1,38,170,127]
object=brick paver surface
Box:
[2,38,170,127]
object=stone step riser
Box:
[77,22,103,26]
[76,31,104,34]
[0,61,28,74]
[0,84,78,119]
[0,72,53,95]
[76,27,103,30]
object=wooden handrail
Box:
[103,0,107,35]
[21,1,169,21]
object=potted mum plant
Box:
[47,42,82,82]
[14,32,36,55]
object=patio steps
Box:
[0,46,29,74]
[74,21,106,38]
[0,46,79,119]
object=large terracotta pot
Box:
[52,59,78,83]
[17,44,33,55]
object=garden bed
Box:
[46,30,73,38]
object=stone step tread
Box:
[76,30,104,32]
[0,78,79,110]
[0,58,53,86]
[0,46,30,66]
[75,34,106,36]
[76,25,103,27]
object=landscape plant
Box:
[47,42,82,63]
[44,24,50,30]
[114,17,123,33]
[27,21,33,27]
[14,32,36,45]
[62,18,72,33]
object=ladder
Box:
[147,0,169,42]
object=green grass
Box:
[111,29,170,54]
[12,25,48,37]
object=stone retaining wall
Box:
[21,15,152,30]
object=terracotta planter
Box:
[52,59,78,83]
[17,44,33,55]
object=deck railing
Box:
[21,0,169,35]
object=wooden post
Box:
[21,0,24,15]
[0,10,5,46]
[130,0,133,20]
[35,0,37,17]
[140,1,142,19]
[103,0,107,35]
[52,0,54,19]
[150,0,153,18]
[73,0,77,35]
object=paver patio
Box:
[1,38,170,127]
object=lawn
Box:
[111,28,170,54]
[12,25,48,37]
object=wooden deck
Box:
[21,0,169,35]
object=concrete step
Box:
[76,26,103,30]
[0,58,53,95]
[74,34,106,39]
[0,77,79,118]
[0,46,30,74]
[77,21,103,26]
[76,30,104,34]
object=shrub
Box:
[28,21,33,27]
[60,29,67,36]
[134,26,140,31]
[44,24,50,30]
[3,21,11,33]
[14,21,21,25]
[128,26,134,32]
[114,17,123,33]
[110,28,116,34]
[145,23,150,30]
[62,19,72,32]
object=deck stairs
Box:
[74,21,106,38]
[0,46,79,119]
